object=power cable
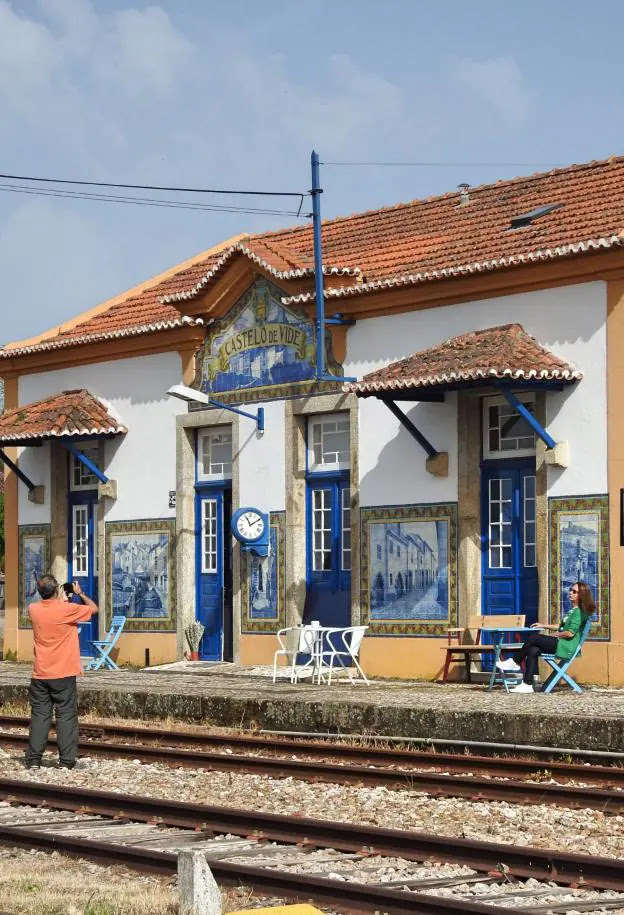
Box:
[322,160,565,168]
[0,183,307,218]
[0,171,304,198]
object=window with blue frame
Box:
[483,393,537,460]
[197,427,232,481]
[307,414,350,472]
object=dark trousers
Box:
[27,677,78,767]
[516,633,559,685]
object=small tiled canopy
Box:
[0,389,127,446]
[346,324,582,397]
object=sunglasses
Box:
[569,587,579,594]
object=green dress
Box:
[555,607,588,660]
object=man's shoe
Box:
[24,762,40,770]
[510,682,534,693]
[496,658,521,672]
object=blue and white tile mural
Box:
[361,504,457,636]
[106,520,176,631]
[369,521,448,620]
[549,497,609,639]
[249,526,279,620]
[18,525,50,623]
[196,279,342,399]
[242,512,286,632]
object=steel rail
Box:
[1,714,622,786]
[0,821,531,914]
[0,777,621,891]
[0,729,622,814]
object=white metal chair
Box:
[272,621,321,683]
[316,626,369,685]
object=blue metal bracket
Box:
[380,398,438,459]
[203,398,264,433]
[325,314,356,326]
[495,386,557,450]
[167,385,264,432]
[62,442,109,484]
[0,449,37,492]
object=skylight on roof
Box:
[510,203,564,230]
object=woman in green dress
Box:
[496,581,594,693]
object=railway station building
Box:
[2,155,624,684]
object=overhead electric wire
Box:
[322,160,565,168]
[0,171,304,198]
[0,183,307,218]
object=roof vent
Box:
[457,183,470,206]
[510,202,564,229]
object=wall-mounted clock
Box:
[231,507,270,557]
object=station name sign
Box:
[218,322,306,370]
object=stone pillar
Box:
[177,850,221,915]
[457,391,482,626]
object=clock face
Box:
[236,510,265,541]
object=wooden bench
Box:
[440,613,526,683]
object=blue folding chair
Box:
[541,618,592,694]
[84,615,126,671]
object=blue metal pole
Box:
[497,387,557,450]
[311,150,325,381]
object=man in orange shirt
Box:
[26,575,98,770]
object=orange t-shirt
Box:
[28,598,95,679]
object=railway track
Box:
[0,724,623,815]
[0,779,623,913]
[1,713,621,786]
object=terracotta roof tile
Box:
[348,324,582,395]
[0,390,127,444]
[4,155,624,357]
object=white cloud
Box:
[451,55,534,127]
[94,6,193,97]
[0,1,427,341]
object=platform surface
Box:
[0,662,623,750]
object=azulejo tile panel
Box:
[241,512,285,633]
[548,495,609,640]
[360,503,458,636]
[18,524,51,628]
[105,518,176,632]
[190,278,343,408]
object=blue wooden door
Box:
[481,462,538,623]
[68,493,99,656]
[196,487,232,660]
[305,475,351,628]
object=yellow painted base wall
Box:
[239,633,280,666]
[5,623,176,670]
[6,616,620,686]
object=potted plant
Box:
[184,621,205,661]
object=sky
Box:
[1,0,623,343]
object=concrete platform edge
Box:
[0,682,622,752]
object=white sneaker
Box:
[510,682,534,693]
[496,658,521,672]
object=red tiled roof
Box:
[347,324,582,395]
[0,390,126,444]
[3,155,624,358]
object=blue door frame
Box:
[305,471,351,628]
[481,459,538,624]
[195,483,233,661]
[67,490,99,656]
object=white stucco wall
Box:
[345,281,607,505]
[237,400,286,512]
[17,442,52,525]
[18,352,185,523]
